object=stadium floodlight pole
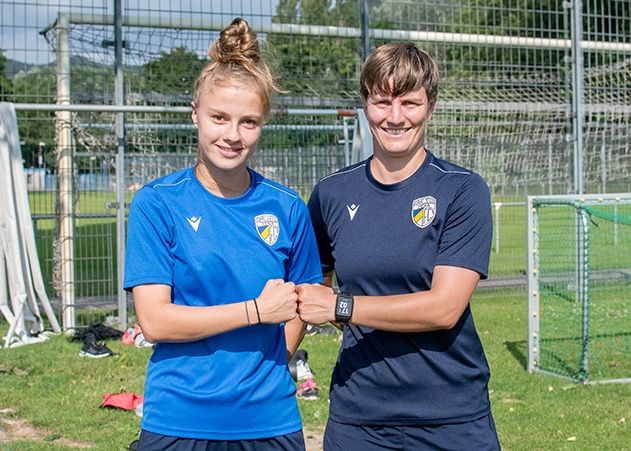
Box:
[360,0,371,61]
[569,0,585,195]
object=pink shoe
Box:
[122,324,144,346]
[297,378,319,401]
[133,324,142,337]
[121,328,135,345]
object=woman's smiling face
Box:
[192,81,265,174]
[364,86,435,160]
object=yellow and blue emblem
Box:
[411,196,436,228]
[255,214,280,245]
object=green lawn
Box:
[1,290,630,450]
[12,192,629,449]
[536,281,631,382]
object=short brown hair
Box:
[360,42,440,105]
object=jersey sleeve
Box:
[435,173,493,279]
[286,197,323,284]
[307,183,335,274]
[123,187,175,290]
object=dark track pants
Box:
[323,413,501,451]
[134,429,305,451]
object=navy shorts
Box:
[323,413,501,451]
[134,429,305,451]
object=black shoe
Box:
[289,349,311,381]
[79,341,114,358]
[71,323,122,342]
[305,324,338,335]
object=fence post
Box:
[56,13,75,332]
[613,201,618,246]
[527,196,540,373]
[343,117,350,167]
[114,0,128,329]
[494,202,501,254]
[547,135,553,194]
[568,0,585,194]
[600,128,606,193]
[360,0,371,61]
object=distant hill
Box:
[7,56,141,79]
[6,59,35,79]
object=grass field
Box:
[1,289,630,450]
[10,192,629,448]
[536,281,631,382]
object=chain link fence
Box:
[1,0,629,329]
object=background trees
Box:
[0,49,13,101]
[5,1,627,166]
[267,0,361,105]
[141,46,204,102]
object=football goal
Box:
[527,193,631,384]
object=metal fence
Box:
[1,0,629,330]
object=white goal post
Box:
[527,193,631,384]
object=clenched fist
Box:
[256,279,298,324]
[296,283,336,324]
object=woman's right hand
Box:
[255,279,298,324]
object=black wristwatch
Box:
[335,291,354,323]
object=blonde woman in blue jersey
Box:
[297,42,501,450]
[124,18,322,451]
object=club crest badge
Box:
[255,214,280,245]
[411,196,436,228]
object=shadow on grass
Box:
[505,337,581,377]
[504,339,528,370]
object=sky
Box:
[1,0,279,64]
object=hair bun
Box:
[208,17,260,66]
[193,17,281,118]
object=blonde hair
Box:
[360,42,440,105]
[193,18,280,118]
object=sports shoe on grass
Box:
[79,341,114,358]
[123,324,149,346]
[289,349,314,381]
[134,332,154,348]
[305,324,338,336]
[72,323,123,342]
[294,359,313,381]
[296,378,319,401]
[121,328,135,345]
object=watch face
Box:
[337,298,351,317]
[336,292,353,322]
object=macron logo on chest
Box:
[186,216,201,232]
[346,204,359,221]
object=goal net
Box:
[527,193,631,384]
